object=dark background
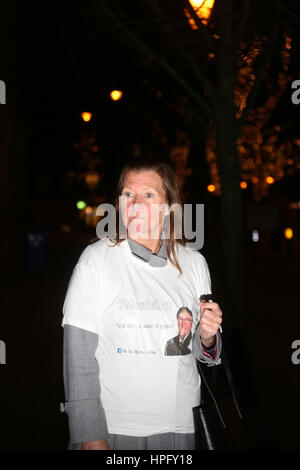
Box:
[0,1,299,450]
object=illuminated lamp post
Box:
[186,0,215,27]
[266,176,275,185]
[110,90,123,101]
[81,111,92,122]
[207,184,216,193]
[284,227,293,256]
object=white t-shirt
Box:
[62,237,212,436]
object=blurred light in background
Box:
[189,0,204,6]
[284,228,293,240]
[252,230,259,242]
[207,184,216,193]
[110,90,123,101]
[266,176,275,184]
[84,206,99,227]
[85,172,100,190]
[60,225,71,233]
[289,201,300,209]
[240,181,248,189]
[85,206,93,214]
[77,200,87,210]
[189,0,215,24]
[81,111,92,122]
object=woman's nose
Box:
[132,194,143,204]
[129,197,146,217]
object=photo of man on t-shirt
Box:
[164,307,193,356]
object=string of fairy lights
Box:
[185,1,298,201]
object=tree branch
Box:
[97,0,213,121]
[144,0,218,111]
[237,18,281,133]
[233,0,250,48]
[217,0,234,49]
[178,98,213,130]
[275,0,300,21]
[56,14,80,79]
[183,0,215,52]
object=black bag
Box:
[193,348,248,450]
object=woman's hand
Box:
[199,301,223,347]
[81,439,110,450]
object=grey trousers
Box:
[68,432,196,450]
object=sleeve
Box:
[192,327,222,367]
[61,324,109,445]
[192,252,222,366]
[61,260,101,334]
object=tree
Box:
[207,26,298,202]
[93,0,296,335]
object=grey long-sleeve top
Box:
[61,238,222,445]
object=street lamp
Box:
[284,228,293,240]
[81,111,92,122]
[266,176,275,184]
[110,90,123,101]
[284,227,293,256]
[189,0,215,24]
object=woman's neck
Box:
[128,234,162,254]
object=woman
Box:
[61,158,223,450]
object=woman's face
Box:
[120,170,168,239]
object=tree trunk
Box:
[215,44,246,334]
[216,115,245,331]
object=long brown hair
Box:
[92,158,187,275]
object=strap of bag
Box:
[197,344,243,425]
[220,348,243,419]
[197,359,226,429]
[198,295,243,420]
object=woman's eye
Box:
[123,192,133,197]
[145,193,154,198]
